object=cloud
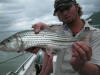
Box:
[0,0,55,27]
[0,0,100,32]
[23,0,54,20]
[0,0,100,41]
[77,0,100,18]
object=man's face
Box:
[56,4,79,24]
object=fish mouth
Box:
[0,43,9,51]
[0,44,5,50]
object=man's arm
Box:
[38,53,53,75]
[70,41,100,75]
[79,62,99,75]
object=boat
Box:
[6,54,37,75]
[6,50,44,75]
[0,0,100,75]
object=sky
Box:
[0,0,100,32]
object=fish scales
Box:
[0,29,77,52]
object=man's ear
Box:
[75,4,79,12]
[75,4,83,16]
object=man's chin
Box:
[64,21,72,24]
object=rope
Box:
[0,53,27,64]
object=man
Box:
[29,0,100,75]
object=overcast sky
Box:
[0,0,100,31]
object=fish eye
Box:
[7,39,10,42]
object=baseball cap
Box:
[54,0,77,15]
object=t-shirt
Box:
[50,21,100,75]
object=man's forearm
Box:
[79,62,99,75]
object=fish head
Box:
[0,35,21,52]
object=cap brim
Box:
[54,2,73,16]
[57,2,73,8]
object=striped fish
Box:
[0,29,78,53]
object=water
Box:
[0,31,32,75]
[0,52,32,75]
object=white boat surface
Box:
[6,54,37,75]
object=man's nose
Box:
[62,10,68,16]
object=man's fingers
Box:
[31,47,40,53]
[72,43,86,61]
[70,56,76,65]
[71,41,92,71]
[25,47,41,54]
[32,22,47,34]
[76,41,92,60]
[87,46,92,60]
[69,56,80,71]
[26,47,39,51]
[72,48,79,57]
[33,24,41,34]
[72,41,92,61]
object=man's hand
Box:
[70,41,92,71]
[32,22,48,34]
[26,22,48,53]
[26,47,46,54]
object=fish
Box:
[0,29,78,53]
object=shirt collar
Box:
[83,20,97,31]
[63,20,97,31]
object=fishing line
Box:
[0,52,27,64]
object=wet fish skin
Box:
[0,29,77,52]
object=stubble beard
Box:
[63,18,75,27]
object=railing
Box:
[6,54,36,75]
[6,72,17,75]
